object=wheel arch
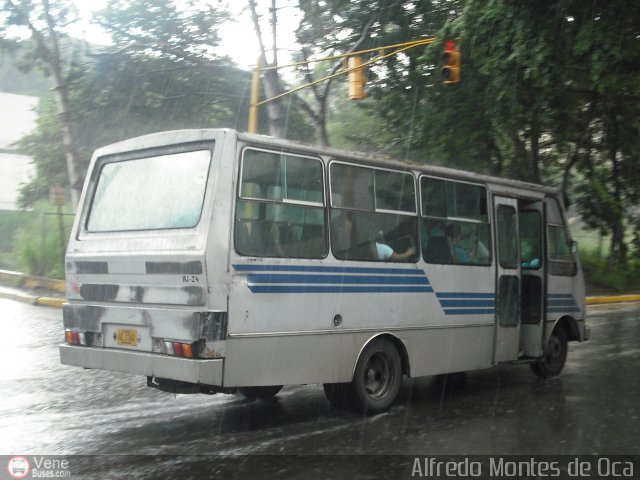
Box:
[352,332,410,379]
[551,315,580,342]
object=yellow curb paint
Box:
[47,279,66,293]
[0,291,36,304]
[0,269,66,294]
[34,297,66,308]
[586,295,640,305]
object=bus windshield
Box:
[86,149,212,232]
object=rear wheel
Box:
[237,385,282,399]
[531,327,568,378]
[350,338,402,415]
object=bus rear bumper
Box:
[59,344,224,386]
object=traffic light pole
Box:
[247,37,438,133]
[248,55,263,134]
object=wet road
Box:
[0,299,638,476]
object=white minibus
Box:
[60,129,589,414]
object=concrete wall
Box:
[0,92,38,210]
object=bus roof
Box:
[236,131,561,197]
[94,128,561,198]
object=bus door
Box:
[493,196,521,363]
[518,201,545,357]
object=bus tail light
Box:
[65,330,102,346]
[66,330,79,345]
[155,339,202,358]
[163,341,174,355]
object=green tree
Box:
[17,50,255,206]
[1,0,84,203]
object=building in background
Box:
[0,92,38,210]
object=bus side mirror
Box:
[570,240,578,255]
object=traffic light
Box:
[442,40,461,85]
[348,56,366,100]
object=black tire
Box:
[350,338,403,415]
[531,327,568,378]
[237,385,283,399]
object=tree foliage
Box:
[16,50,254,206]
[1,0,84,201]
[3,0,640,267]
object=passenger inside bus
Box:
[331,213,416,262]
[446,224,472,263]
[374,231,416,261]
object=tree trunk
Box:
[10,0,82,206]
[247,0,287,138]
[51,83,81,206]
[605,126,627,269]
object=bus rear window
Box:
[87,149,211,232]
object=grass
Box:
[579,248,640,295]
[0,201,73,279]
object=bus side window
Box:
[519,210,542,269]
[330,162,418,263]
[546,197,577,276]
[235,149,327,259]
[422,220,452,264]
[420,177,491,266]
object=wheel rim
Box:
[546,333,563,365]
[363,351,395,400]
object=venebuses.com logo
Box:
[6,456,71,479]
[7,457,30,479]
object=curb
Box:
[0,287,65,308]
[585,294,640,305]
[33,296,66,308]
[0,269,66,293]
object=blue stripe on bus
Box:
[547,306,581,313]
[439,299,496,308]
[436,292,496,299]
[547,299,578,307]
[444,308,496,315]
[546,293,581,314]
[248,285,434,294]
[247,273,429,285]
[233,264,427,276]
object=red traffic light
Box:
[442,39,461,84]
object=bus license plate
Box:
[116,328,138,347]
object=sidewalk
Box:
[0,285,66,308]
[1,269,640,312]
[0,269,66,308]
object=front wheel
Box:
[237,385,283,399]
[351,338,402,415]
[531,327,568,378]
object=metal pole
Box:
[57,204,66,270]
[248,55,262,133]
[40,212,46,276]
